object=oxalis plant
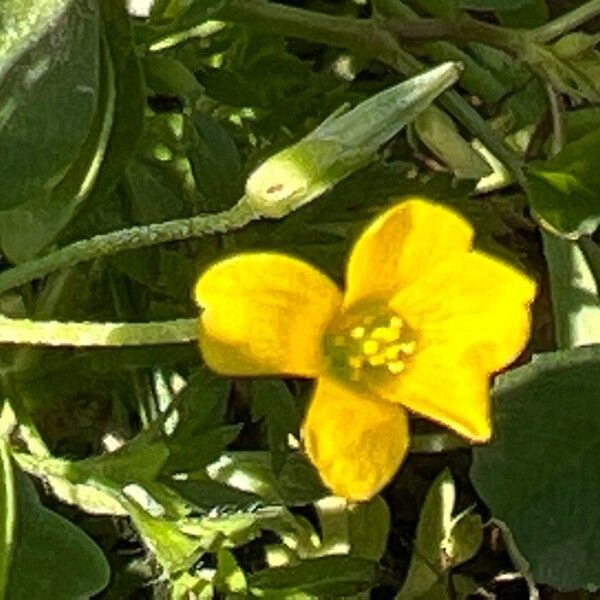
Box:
[0,0,599,598]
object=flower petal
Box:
[344,198,473,306]
[302,375,409,501]
[194,253,342,376]
[369,346,492,441]
[391,251,536,373]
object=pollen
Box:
[324,306,417,383]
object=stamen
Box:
[398,341,416,355]
[368,354,386,367]
[389,316,403,330]
[387,360,405,374]
[362,340,379,356]
[385,345,402,360]
[324,306,416,382]
[371,326,400,342]
[350,326,366,339]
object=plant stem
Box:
[386,18,520,54]
[0,316,197,346]
[532,0,600,43]
[0,200,254,295]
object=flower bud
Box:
[245,61,463,218]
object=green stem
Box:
[0,200,254,296]
[0,316,197,347]
[532,0,600,43]
[386,18,521,54]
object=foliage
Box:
[0,0,599,597]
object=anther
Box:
[389,316,403,329]
[368,354,386,367]
[387,360,406,374]
[362,340,379,356]
[385,345,402,360]
[398,341,416,355]
[371,327,401,342]
[350,326,366,340]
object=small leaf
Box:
[251,380,300,474]
[527,129,600,238]
[396,469,482,599]
[7,469,110,598]
[348,496,391,561]
[471,346,600,590]
[216,549,248,595]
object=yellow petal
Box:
[194,253,342,376]
[344,198,473,306]
[370,346,492,442]
[302,376,409,501]
[392,251,536,373]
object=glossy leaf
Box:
[471,346,600,590]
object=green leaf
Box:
[348,496,391,561]
[414,108,492,180]
[210,451,327,506]
[496,0,548,26]
[7,469,110,599]
[188,112,243,211]
[471,346,600,590]
[565,107,600,143]
[125,496,203,574]
[527,129,600,238]
[0,440,16,598]
[0,0,144,262]
[251,380,300,474]
[162,370,239,475]
[248,556,378,598]
[458,0,529,9]
[396,469,482,599]
[216,549,248,596]
[541,231,600,348]
[0,0,99,213]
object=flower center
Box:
[324,307,417,382]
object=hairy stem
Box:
[0,316,197,346]
[0,200,254,295]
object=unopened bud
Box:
[245,62,463,218]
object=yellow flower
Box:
[194,199,536,501]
